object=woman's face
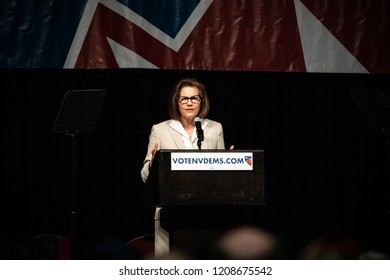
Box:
[177,86,201,121]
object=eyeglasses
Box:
[178,95,202,104]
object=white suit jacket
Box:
[141,118,226,183]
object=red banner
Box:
[64,0,390,73]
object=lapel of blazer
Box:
[200,125,209,149]
[169,126,186,149]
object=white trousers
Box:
[154,207,170,257]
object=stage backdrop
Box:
[1,0,389,72]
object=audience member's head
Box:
[208,226,282,259]
[299,234,363,260]
[359,250,389,260]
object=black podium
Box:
[146,149,266,255]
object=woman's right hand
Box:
[149,143,159,169]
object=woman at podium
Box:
[140,77,231,257]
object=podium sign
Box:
[147,149,265,206]
[171,152,254,170]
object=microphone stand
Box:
[197,138,202,150]
[196,126,204,150]
[194,118,204,149]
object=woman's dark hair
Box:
[168,78,210,120]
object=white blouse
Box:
[169,119,207,149]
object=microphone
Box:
[194,117,204,149]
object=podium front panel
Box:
[148,150,265,206]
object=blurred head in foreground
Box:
[210,226,282,259]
